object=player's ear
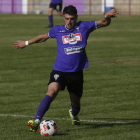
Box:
[63,14,66,20]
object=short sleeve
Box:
[82,21,97,33]
[48,25,58,38]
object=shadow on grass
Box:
[55,133,69,136]
[63,118,140,133]
[83,118,140,129]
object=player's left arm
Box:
[97,9,119,28]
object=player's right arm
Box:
[12,33,49,49]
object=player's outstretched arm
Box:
[97,9,119,28]
[12,33,49,49]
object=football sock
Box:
[48,15,53,27]
[71,103,81,117]
[35,95,53,121]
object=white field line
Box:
[0,114,132,124]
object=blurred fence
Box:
[0,0,140,15]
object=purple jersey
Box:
[48,21,97,72]
[51,0,62,4]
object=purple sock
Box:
[48,15,53,26]
[71,103,81,117]
[35,95,53,121]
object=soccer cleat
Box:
[69,109,80,125]
[28,120,40,132]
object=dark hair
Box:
[63,5,77,16]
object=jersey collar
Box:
[65,24,79,31]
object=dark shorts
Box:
[48,70,83,97]
[49,3,62,12]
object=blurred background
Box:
[0,0,139,15]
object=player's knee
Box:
[48,9,53,15]
[57,12,62,16]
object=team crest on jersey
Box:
[62,33,82,44]
[54,74,59,81]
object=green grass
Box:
[0,13,140,140]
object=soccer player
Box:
[45,0,63,28]
[12,5,118,132]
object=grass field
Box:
[0,13,140,140]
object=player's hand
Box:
[12,40,26,49]
[106,9,119,18]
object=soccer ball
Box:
[39,119,58,136]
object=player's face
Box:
[63,14,78,30]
